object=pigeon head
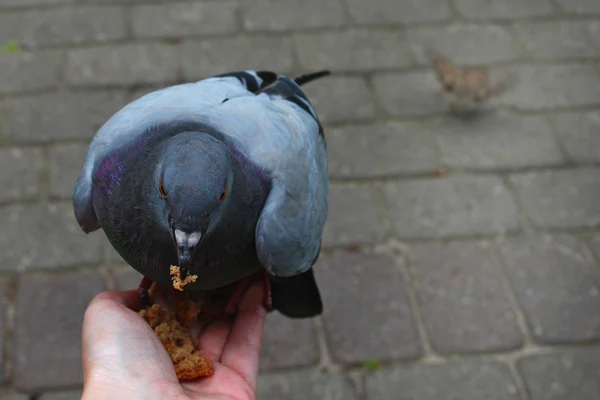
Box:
[154,132,234,275]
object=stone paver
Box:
[406,24,524,65]
[66,44,179,87]
[260,312,319,371]
[0,204,107,271]
[429,112,563,169]
[20,6,126,47]
[510,169,600,229]
[497,235,600,343]
[0,52,61,95]
[373,71,447,117]
[182,37,294,80]
[515,21,600,60]
[242,0,345,31]
[327,122,439,178]
[346,0,452,24]
[14,273,104,392]
[257,370,357,400]
[131,2,238,38]
[0,147,42,204]
[365,361,519,400]
[295,29,414,72]
[518,349,600,400]
[1,1,600,398]
[47,144,88,199]
[454,0,556,20]
[322,185,386,247]
[408,241,523,354]
[551,111,600,163]
[383,176,520,239]
[490,64,600,110]
[0,91,128,143]
[316,251,422,364]
[302,76,375,123]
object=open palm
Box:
[81,279,266,400]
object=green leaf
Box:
[363,358,381,371]
[1,40,22,54]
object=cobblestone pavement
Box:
[1,0,600,399]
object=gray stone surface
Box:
[113,268,142,290]
[316,252,422,364]
[302,76,375,123]
[429,112,563,169]
[383,176,520,239]
[0,204,107,271]
[295,29,414,72]
[257,370,357,400]
[454,0,556,20]
[346,0,451,24]
[38,390,83,400]
[131,2,238,38]
[2,1,600,397]
[182,37,294,80]
[509,169,600,229]
[490,64,600,110]
[515,21,600,60]
[327,122,439,178]
[242,0,345,31]
[407,24,524,65]
[14,273,104,392]
[47,144,88,199]
[518,349,600,400]
[66,43,179,87]
[0,91,128,143]
[497,235,600,343]
[0,282,4,389]
[1,392,29,400]
[408,241,523,354]
[365,361,519,400]
[373,71,447,117]
[20,6,126,47]
[0,52,61,95]
[322,185,386,247]
[556,0,600,14]
[552,111,600,163]
[260,312,319,371]
[0,147,42,204]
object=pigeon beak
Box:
[174,229,201,279]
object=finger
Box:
[220,278,267,391]
[196,318,232,361]
[82,292,178,385]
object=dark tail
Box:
[269,268,323,318]
[294,70,331,86]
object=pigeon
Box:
[72,69,330,318]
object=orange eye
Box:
[159,181,167,198]
[218,188,227,203]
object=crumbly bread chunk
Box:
[140,304,214,380]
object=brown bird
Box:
[426,48,511,110]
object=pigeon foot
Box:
[223,270,272,316]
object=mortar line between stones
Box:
[388,244,438,359]
[499,174,535,235]
[502,358,531,400]
[490,247,536,346]
[2,276,19,390]
[312,316,339,372]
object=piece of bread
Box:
[140,303,215,380]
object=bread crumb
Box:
[140,304,214,380]
[170,265,198,291]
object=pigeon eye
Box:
[159,180,167,198]
[218,188,227,203]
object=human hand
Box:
[81,277,267,400]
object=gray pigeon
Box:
[72,70,330,318]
